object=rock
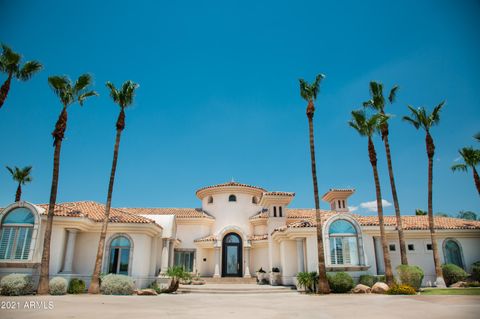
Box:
[352,284,371,294]
[136,289,158,296]
[192,280,205,285]
[449,281,467,288]
[371,282,389,294]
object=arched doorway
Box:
[222,233,242,277]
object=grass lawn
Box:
[420,288,480,295]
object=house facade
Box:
[1,181,479,288]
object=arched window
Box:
[0,207,34,260]
[228,194,237,202]
[329,219,359,265]
[443,239,464,269]
[208,196,213,204]
[108,235,132,275]
[252,196,258,204]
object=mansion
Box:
[1,181,479,288]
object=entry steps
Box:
[178,283,297,294]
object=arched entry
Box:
[222,233,242,277]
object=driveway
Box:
[1,293,479,319]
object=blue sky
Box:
[0,0,479,215]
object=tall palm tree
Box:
[363,81,408,265]
[0,44,42,109]
[451,147,480,195]
[403,102,446,287]
[88,80,139,294]
[348,109,395,286]
[37,74,97,294]
[299,74,330,294]
[5,166,32,201]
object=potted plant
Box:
[256,267,267,285]
[270,267,281,286]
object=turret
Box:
[322,188,355,212]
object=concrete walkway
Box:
[1,293,479,319]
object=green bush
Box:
[396,265,424,291]
[100,274,135,295]
[358,274,377,287]
[68,278,86,294]
[327,272,354,293]
[296,272,318,293]
[442,264,468,286]
[471,261,480,281]
[387,284,416,295]
[0,274,33,296]
[49,277,68,295]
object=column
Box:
[243,246,251,278]
[160,239,169,275]
[61,229,79,273]
[296,238,305,273]
[168,239,175,267]
[213,246,221,278]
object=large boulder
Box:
[352,284,371,294]
[136,289,158,296]
[449,281,467,288]
[371,282,389,294]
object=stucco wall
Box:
[251,245,269,273]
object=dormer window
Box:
[208,196,213,204]
[228,194,237,202]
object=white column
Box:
[160,239,169,275]
[61,229,78,274]
[213,246,221,278]
[168,239,175,267]
[244,246,251,278]
[296,238,305,273]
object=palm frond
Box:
[388,85,399,104]
[299,79,310,101]
[402,105,421,129]
[48,75,71,101]
[451,163,467,172]
[17,60,43,81]
[1,44,21,68]
[106,81,120,104]
[311,73,325,100]
[5,166,14,176]
[73,74,93,94]
[78,90,98,106]
[474,132,480,142]
[429,100,445,126]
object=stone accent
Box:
[352,284,371,294]
[371,282,389,294]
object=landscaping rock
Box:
[136,289,158,296]
[371,282,389,294]
[352,284,371,294]
[449,281,467,288]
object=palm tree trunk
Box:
[37,107,67,294]
[472,167,480,196]
[15,183,22,202]
[382,132,408,265]
[89,109,125,294]
[426,132,445,287]
[307,111,330,294]
[0,72,13,109]
[368,137,394,286]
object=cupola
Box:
[322,189,355,212]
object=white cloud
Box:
[348,206,358,212]
[359,199,392,212]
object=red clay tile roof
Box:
[194,234,217,243]
[248,234,268,241]
[196,181,267,194]
[263,191,295,197]
[120,207,214,219]
[37,201,155,224]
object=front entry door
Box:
[222,233,243,277]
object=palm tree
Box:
[363,81,408,265]
[36,74,97,294]
[5,166,32,201]
[403,102,446,287]
[299,74,330,294]
[88,80,139,294]
[451,147,480,195]
[348,109,395,286]
[0,44,42,109]
[474,132,480,142]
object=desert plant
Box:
[5,166,33,201]
[358,274,378,287]
[442,264,468,286]
[471,261,480,281]
[67,278,86,294]
[257,267,266,273]
[148,281,162,294]
[327,272,354,293]
[162,266,192,293]
[387,284,416,295]
[49,277,68,295]
[100,274,135,295]
[0,274,33,296]
[396,265,424,291]
[296,272,318,293]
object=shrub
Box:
[358,274,377,287]
[67,278,86,294]
[466,281,480,288]
[100,274,135,295]
[148,281,162,294]
[471,261,480,281]
[396,265,424,291]
[49,277,68,295]
[296,272,318,293]
[328,272,354,293]
[442,264,468,286]
[387,284,416,295]
[0,274,33,296]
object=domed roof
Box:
[196,181,266,199]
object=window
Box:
[337,200,341,209]
[228,195,236,202]
[389,244,396,251]
[408,244,415,251]
[342,200,346,209]
[174,250,195,272]
[208,196,213,204]
[273,206,277,217]
[252,197,258,204]
[426,243,433,251]
[279,206,283,217]
[108,235,131,275]
[329,220,359,265]
[0,208,34,260]
[443,239,464,269]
